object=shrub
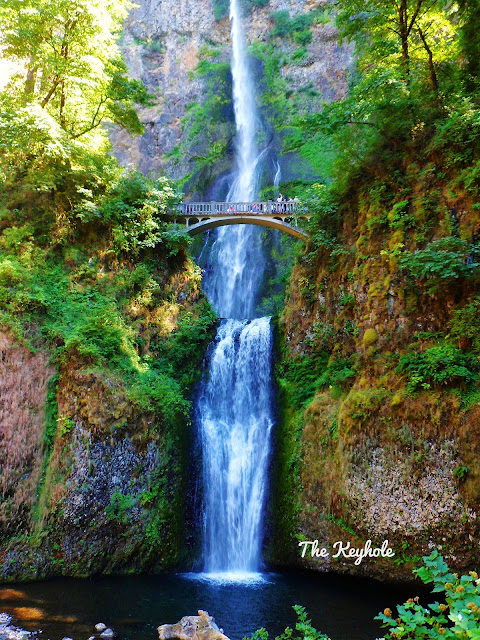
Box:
[212,0,229,21]
[271,11,315,42]
[396,343,478,392]
[376,550,480,639]
[278,351,329,408]
[398,237,479,292]
[303,183,342,252]
[449,298,480,353]
[317,356,356,390]
[105,492,136,525]
[249,555,480,640]
[249,605,330,640]
[95,172,188,257]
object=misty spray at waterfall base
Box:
[195,0,276,577]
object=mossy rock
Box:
[362,328,378,346]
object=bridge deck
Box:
[173,202,310,241]
[178,201,304,216]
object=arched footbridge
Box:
[173,202,310,241]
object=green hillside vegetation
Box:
[252,553,480,640]
[0,0,216,577]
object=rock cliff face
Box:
[0,333,55,543]
[271,162,480,581]
[111,0,351,187]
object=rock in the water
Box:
[62,637,74,640]
[0,613,32,640]
[95,625,107,633]
[100,630,115,639]
[158,611,229,640]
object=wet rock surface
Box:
[0,614,32,640]
[158,611,230,640]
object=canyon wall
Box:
[0,251,214,581]
[111,0,351,190]
[270,162,480,581]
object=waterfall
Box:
[196,0,274,576]
[202,0,265,320]
[274,160,281,195]
[199,319,274,573]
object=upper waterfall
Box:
[227,0,260,202]
[201,0,266,319]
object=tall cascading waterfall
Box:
[202,0,266,319]
[196,0,275,576]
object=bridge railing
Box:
[177,201,299,215]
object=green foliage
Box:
[151,302,217,390]
[326,513,356,536]
[0,103,122,234]
[258,234,303,317]
[449,298,480,353]
[376,550,480,639]
[248,606,330,640]
[399,238,479,292]
[253,557,480,640]
[106,491,136,525]
[212,0,229,20]
[44,375,59,455]
[388,200,414,230]
[317,356,356,391]
[94,172,189,257]
[271,10,315,45]
[247,0,269,7]
[0,227,213,428]
[396,343,478,392]
[458,0,480,90]
[58,416,75,438]
[399,237,469,278]
[286,0,480,229]
[174,59,233,189]
[452,465,470,481]
[277,352,327,409]
[303,184,342,253]
[0,0,151,140]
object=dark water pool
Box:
[0,571,420,640]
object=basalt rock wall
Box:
[111,0,351,188]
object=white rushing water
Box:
[199,319,274,573]
[202,0,266,320]
[273,160,281,195]
[197,0,275,577]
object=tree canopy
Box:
[0,0,150,139]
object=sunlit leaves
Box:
[0,0,150,140]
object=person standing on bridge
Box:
[276,193,283,212]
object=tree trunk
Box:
[24,58,37,101]
[398,0,410,84]
[417,26,439,93]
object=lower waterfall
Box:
[198,318,274,574]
